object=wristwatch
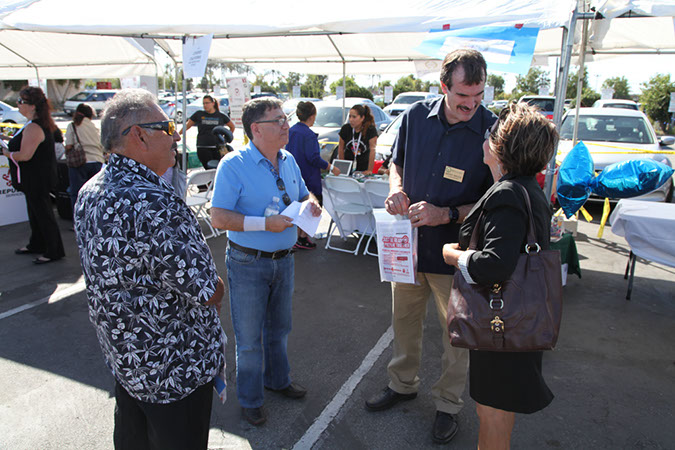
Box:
[448,206,459,224]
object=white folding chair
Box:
[362,179,390,256]
[323,175,373,255]
[185,169,220,239]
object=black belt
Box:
[228,241,292,260]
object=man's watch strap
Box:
[449,206,459,224]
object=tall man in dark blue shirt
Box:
[365,49,497,444]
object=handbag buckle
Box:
[489,299,504,310]
[491,316,504,333]
[525,243,541,254]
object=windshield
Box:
[314,106,346,127]
[385,114,403,135]
[523,98,554,111]
[393,95,425,105]
[560,115,655,144]
[68,92,91,101]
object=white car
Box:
[383,92,441,117]
[557,108,674,202]
[0,100,27,126]
[375,113,404,162]
[63,89,118,116]
[282,97,320,115]
[591,99,639,110]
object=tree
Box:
[393,74,423,97]
[251,74,277,94]
[511,67,550,99]
[280,72,303,94]
[301,74,327,98]
[602,76,631,99]
[487,74,505,96]
[329,76,372,99]
[640,73,675,132]
[565,67,600,106]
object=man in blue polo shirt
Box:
[211,98,321,426]
[365,49,497,444]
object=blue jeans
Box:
[68,162,103,210]
[226,246,294,408]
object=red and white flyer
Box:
[374,209,418,284]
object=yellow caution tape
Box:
[597,198,611,239]
[0,122,23,129]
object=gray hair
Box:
[242,98,284,140]
[100,89,158,152]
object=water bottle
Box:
[264,196,280,217]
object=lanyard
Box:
[351,128,363,155]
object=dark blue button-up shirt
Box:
[286,122,328,196]
[392,96,497,274]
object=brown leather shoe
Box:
[365,387,417,411]
[265,381,307,399]
[432,411,458,444]
[242,406,266,426]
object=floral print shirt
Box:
[74,153,225,404]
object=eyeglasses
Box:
[17,98,30,105]
[121,120,176,136]
[255,116,288,127]
[275,177,292,207]
[484,123,499,141]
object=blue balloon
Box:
[556,141,594,218]
[591,159,674,199]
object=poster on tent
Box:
[0,155,28,226]
[183,34,213,79]
[226,77,251,128]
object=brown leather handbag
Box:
[447,184,563,352]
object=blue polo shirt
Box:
[286,122,328,196]
[212,142,309,252]
[392,96,497,274]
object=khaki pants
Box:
[387,272,468,414]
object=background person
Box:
[286,101,340,249]
[64,103,105,212]
[180,95,235,169]
[337,104,377,174]
[74,89,225,449]
[442,102,558,449]
[365,49,496,444]
[1,86,65,264]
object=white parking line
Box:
[292,326,394,450]
[0,281,86,321]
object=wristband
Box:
[243,216,266,232]
[328,164,334,172]
[458,250,477,284]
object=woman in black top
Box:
[180,95,235,169]
[1,87,65,264]
[337,104,378,174]
[443,102,558,449]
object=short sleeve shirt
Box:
[391,97,497,274]
[338,124,378,171]
[189,110,230,148]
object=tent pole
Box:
[181,36,188,176]
[572,15,590,145]
[342,61,346,122]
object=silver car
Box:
[557,108,674,202]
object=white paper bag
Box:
[374,209,418,284]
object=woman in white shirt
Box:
[65,103,106,212]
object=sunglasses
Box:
[256,116,288,127]
[17,98,30,105]
[484,122,499,141]
[122,120,176,136]
[275,177,292,207]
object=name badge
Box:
[444,166,465,183]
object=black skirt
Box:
[469,350,554,414]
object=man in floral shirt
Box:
[74,89,225,450]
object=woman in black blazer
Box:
[443,102,558,449]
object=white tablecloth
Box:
[610,199,675,268]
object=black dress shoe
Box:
[266,381,307,399]
[242,407,266,426]
[432,411,458,444]
[365,387,417,412]
[15,247,40,255]
[33,257,61,265]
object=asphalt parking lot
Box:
[1,197,674,449]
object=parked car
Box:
[489,99,508,110]
[557,108,674,202]
[383,91,442,116]
[287,98,393,162]
[375,113,404,162]
[251,92,279,99]
[282,97,321,115]
[518,95,556,120]
[0,100,28,127]
[63,89,118,116]
[592,99,639,110]
[184,95,231,119]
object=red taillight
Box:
[546,114,554,121]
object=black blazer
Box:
[458,174,552,285]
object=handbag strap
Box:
[71,122,82,146]
[467,181,540,252]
